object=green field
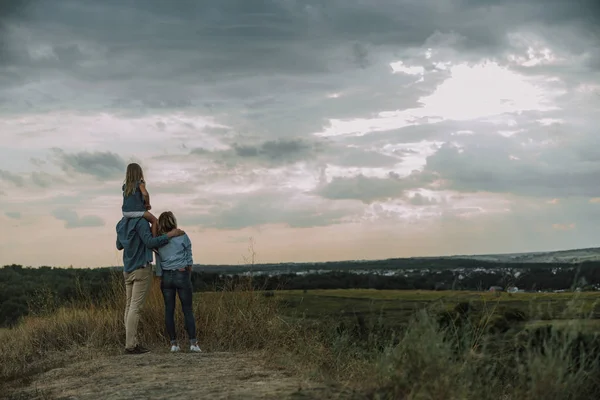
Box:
[269,289,600,331]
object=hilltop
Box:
[444,247,600,264]
[7,352,348,400]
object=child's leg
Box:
[143,211,158,236]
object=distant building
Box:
[489,286,504,292]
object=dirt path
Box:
[8,351,357,400]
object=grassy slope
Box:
[4,285,600,399]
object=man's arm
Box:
[135,219,184,249]
[136,219,169,249]
[116,220,124,250]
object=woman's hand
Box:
[166,228,185,238]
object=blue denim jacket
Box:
[122,180,146,213]
[155,234,193,276]
[116,217,169,273]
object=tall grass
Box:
[0,271,287,384]
[2,271,600,399]
[367,309,600,400]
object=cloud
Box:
[52,149,126,179]
[181,189,361,230]
[314,170,433,203]
[422,124,600,197]
[4,211,21,219]
[325,145,402,168]
[0,0,596,120]
[0,0,599,267]
[409,193,439,206]
[191,137,405,170]
[0,170,24,187]
[51,208,105,229]
[0,0,31,62]
[552,223,576,231]
[30,171,64,188]
[228,139,316,165]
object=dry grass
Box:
[2,272,600,400]
[0,272,288,385]
[369,310,600,400]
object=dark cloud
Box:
[0,169,25,187]
[30,157,47,167]
[189,148,211,156]
[191,138,319,167]
[459,0,600,26]
[182,190,359,230]
[409,193,439,206]
[351,42,371,69]
[52,149,126,179]
[30,171,64,188]
[4,211,21,219]
[423,138,600,197]
[0,0,33,61]
[234,139,312,161]
[191,136,405,170]
[1,1,599,233]
[314,170,433,203]
[51,208,105,229]
[1,0,597,117]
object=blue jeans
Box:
[160,270,197,344]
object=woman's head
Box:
[158,211,177,235]
[124,163,144,196]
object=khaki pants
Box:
[123,266,152,350]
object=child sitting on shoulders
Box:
[122,162,158,236]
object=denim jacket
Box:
[116,217,169,273]
[122,180,146,213]
[155,234,193,276]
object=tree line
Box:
[2,261,599,327]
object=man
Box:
[116,216,184,354]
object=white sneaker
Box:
[170,345,180,352]
[190,344,202,353]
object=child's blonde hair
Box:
[124,163,144,197]
[158,211,177,236]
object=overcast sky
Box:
[1,0,599,267]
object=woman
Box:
[155,211,201,353]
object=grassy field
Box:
[278,288,600,301]
[272,289,600,328]
[4,284,600,399]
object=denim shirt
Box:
[116,217,169,273]
[155,234,193,276]
[122,180,146,213]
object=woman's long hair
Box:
[124,163,144,197]
[158,211,177,236]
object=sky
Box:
[0,0,599,268]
